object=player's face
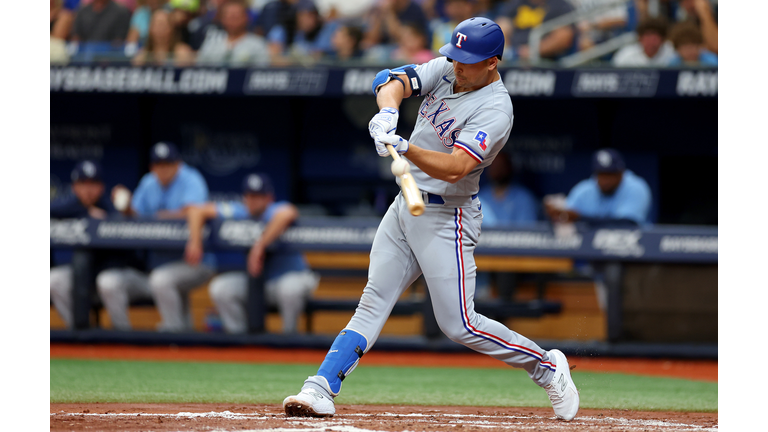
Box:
[150,161,181,187]
[72,180,105,207]
[222,3,249,35]
[297,10,319,33]
[639,32,663,57]
[243,193,272,217]
[149,10,173,42]
[677,43,701,63]
[452,57,497,92]
[596,172,623,195]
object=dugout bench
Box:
[61,248,573,338]
[68,249,568,337]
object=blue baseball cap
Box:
[592,149,625,173]
[150,142,181,163]
[242,173,274,195]
[71,160,102,182]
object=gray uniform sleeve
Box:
[454,108,513,164]
[413,57,453,96]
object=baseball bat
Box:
[386,145,425,216]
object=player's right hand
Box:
[184,239,204,266]
[375,134,409,157]
[368,107,399,140]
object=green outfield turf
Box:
[50,359,717,412]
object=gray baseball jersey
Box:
[404,57,514,197]
[299,57,557,402]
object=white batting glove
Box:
[375,134,409,157]
[368,107,399,140]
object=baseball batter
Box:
[283,17,579,421]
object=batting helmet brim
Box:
[439,43,491,64]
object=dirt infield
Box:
[49,344,718,382]
[50,403,718,432]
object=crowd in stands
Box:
[50,0,717,66]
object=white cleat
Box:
[283,388,335,418]
[543,349,580,421]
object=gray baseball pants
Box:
[208,270,319,334]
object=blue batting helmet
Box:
[439,17,505,64]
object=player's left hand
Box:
[375,134,409,156]
[368,108,399,140]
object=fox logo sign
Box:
[456,32,468,48]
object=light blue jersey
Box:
[216,200,309,281]
[132,163,211,268]
[477,184,539,227]
[565,170,651,225]
[132,163,209,216]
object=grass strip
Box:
[51,359,717,412]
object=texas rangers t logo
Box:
[456,32,468,48]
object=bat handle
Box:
[385,144,401,161]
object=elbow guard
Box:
[371,64,422,97]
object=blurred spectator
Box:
[100,142,213,332]
[421,0,442,21]
[197,0,271,66]
[668,21,716,66]
[431,0,475,54]
[676,0,717,54]
[390,23,435,63]
[571,0,629,51]
[125,0,167,49]
[329,23,364,61]
[496,0,576,62]
[51,0,76,40]
[77,0,139,9]
[187,0,226,50]
[71,0,132,43]
[544,149,651,226]
[362,0,429,51]
[314,0,375,20]
[633,0,716,54]
[51,0,74,63]
[612,16,675,67]
[253,0,298,37]
[267,0,338,64]
[169,0,202,46]
[132,9,195,66]
[477,152,539,227]
[475,0,504,18]
[185,173,320,334]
